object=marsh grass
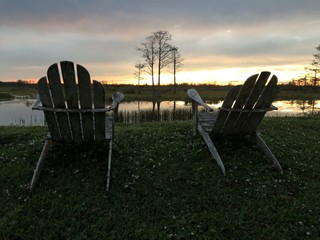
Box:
[1,116,320,239]
[117,108,193,123]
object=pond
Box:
[0,98,319,126]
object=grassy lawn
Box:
[1,116,320,239]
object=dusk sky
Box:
[1,0,319,85]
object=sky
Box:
[0,0,319,85]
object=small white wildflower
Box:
[131,174,139,180]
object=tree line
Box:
[135,30,183,97]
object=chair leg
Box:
[254,133,283,173]
[106,139,113,191]
[197,124,225,175]
[29,139,52,193]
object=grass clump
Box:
[1,116,320,239]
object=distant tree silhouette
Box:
[300,45,320,91]
[310,45,320,91]
[134,62,145,86]
[170,46,183,94]
[153,31,173,88]
[137,36,157,96]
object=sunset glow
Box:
[94,64,306,85]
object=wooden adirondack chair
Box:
[187,71,283,174]
[30,61,124,192]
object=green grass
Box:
[1,116,320,239]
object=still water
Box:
[0,99,319,126]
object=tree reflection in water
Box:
[0,99,320,126]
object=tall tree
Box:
[153,30,173,88]
[312,45,320,86]
[137,36,157,96]
[305,45,320,92]
[170,46,183,94]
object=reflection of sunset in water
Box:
[0,99,320,126]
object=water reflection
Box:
[117,100,320,123]
[0,99,45,126]
[268,100,320,116]
[0,99,319,126]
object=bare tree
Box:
[134,62,145,86]
[153,30,173,88]
[137,36,157,96]
[170,46,183,94]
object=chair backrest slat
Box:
[212,85,240,135]
[77,64,94,141]
[219,75,256,135]
[93,80,106,141]
[38,77,61,140]
[61,61,82,142]
[47,63,72,141]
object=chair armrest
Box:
[109,92,124,110]
[187,89,213,111]
[270,104,278,111]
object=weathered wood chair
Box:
[187,71,283,174]
[30,61,124,192]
